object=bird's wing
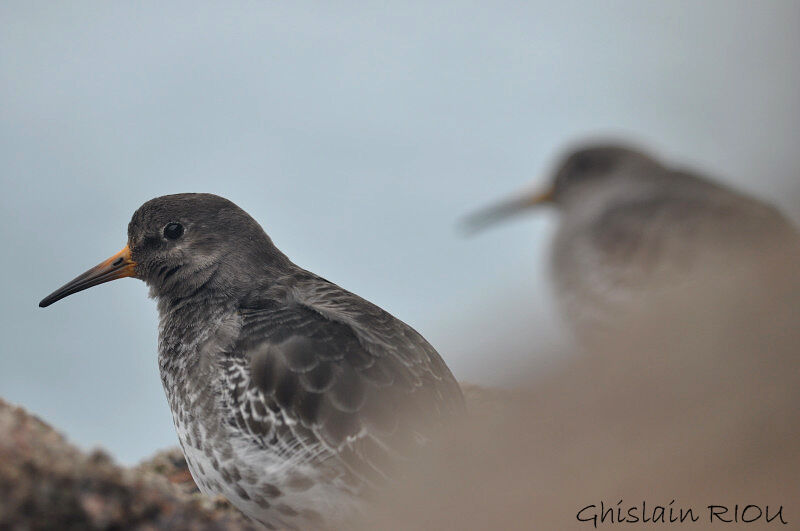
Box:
[590,174,800,273]
[667,168,799,239]
[218,276,463,486]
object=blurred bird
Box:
[39,194,464,530]
[464,143,800,345]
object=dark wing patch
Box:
[281,337,320,372]
[592,186,800,276]
[299,361,337,392]
[221,281,464,487]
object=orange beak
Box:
[461,185,555,234]
[39,245,137,308]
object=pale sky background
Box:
[1,1,799,464]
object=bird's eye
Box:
[163,222,184,240]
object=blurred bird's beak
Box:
[39,245,137,308]
[461,186,554,234]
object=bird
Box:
[463,142,800,346]
[39,193,464,530]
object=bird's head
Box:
[39,193,284,308]
[462,143,662,232]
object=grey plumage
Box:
[465,143,800,345]
[41,193,463,529]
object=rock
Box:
[0,398,257,530]
[137,447,200,497]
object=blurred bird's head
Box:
[39,193,286,308]
[462,143,662,232]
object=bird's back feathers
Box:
[219,272,464,489]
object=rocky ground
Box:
[0,397,256,530]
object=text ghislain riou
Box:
[577,500,787,527]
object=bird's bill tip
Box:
[460,186,554,235]
[38,245,136,308]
